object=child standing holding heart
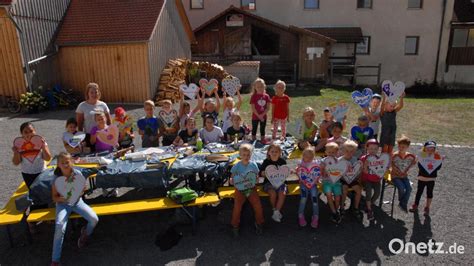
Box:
[250,78,271,143]
[158,100,180,146]
[51,152,98,266]
[365,94,382,140]
[296,146,321,228]
[198,90,220,127]
[271,80,291,140]
[221,88,242,141]
[380,92,405,154]
[391,136,416,212]
[259,144,287,222]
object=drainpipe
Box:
[434,0,447,84]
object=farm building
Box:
[191,6,335,83]
[56,0,195,103]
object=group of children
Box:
[11,78,443,263]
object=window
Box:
[405,36,419,55]
[357,0,372,8]
[190,0,204,9]
[241,0,256,10]
[356,36,371,55]
[304,0,319,9]
[408,0,422,8]
[452,28,474,47]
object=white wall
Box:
[442,66,474,85]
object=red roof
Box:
[56,0,165,46]
[0,0,13,5]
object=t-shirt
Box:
[250,93,271,120]
[369,106,381,136]
[178,129,198,144]
[222,108,238,133]
[350,126,374,145]
[260,158,287,185]
[137,116,160,136]
[271,94,290,119]
[76,101,110,134]
[199,126,224,143]
[303,121,318,141]
[417,153,443,178]
[231,161,259,194]
[90,126,115,153]
[226,126,246,141]
[201,111,219,126]
[360,154,382,182]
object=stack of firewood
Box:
[155,58,189,103]
[190,61,229,80]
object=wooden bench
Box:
[27,193,220,234]
[0,182,30,247]
[218,183,323,198]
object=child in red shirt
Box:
[271,80,290,140]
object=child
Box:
[137,100,161,148]
[173,117,199,146]
[62,118,84,156]
[321,142,343,224]
[360,139,383,220]
[250,78,271,143]
[392,136,415,212]
[351,115,374,149]
[198,89,220,127]
[380,92,405,154]
[296,147,320,228]
[221,88,242,140]
[90,111,118,153]
[409,141,443,215]
[12,122,52,189]
[113,107,134,149]
[339,140,363,220]
[365,94,382,140]
[328,122,348,155]
[159,100,179,146]
[179,91,200,131]
[271,80,290,140]
[199,115,224,144]
[314,107,336,152]
[226,113,247,142]
[51,152,98,265]
[297,107,318,150]
[230,144,264,236]
[259,144,287,222]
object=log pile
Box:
[189,61,229,81]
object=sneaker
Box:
[331,213,338,223]
[354,209,363,220]
[336,212,342,224]
[51,261,60,266]
[339,207,345,217]
[311,216,319,229]
[272,210,281,223]
[399,204,408,213]
[424,207,430,216]
[232,227,239,238]
[367,210,374,221]
[77,227,88,248]
[255,223,263,235]
[409,204,418,213]
[298,215,307,227]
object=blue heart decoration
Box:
[233,171,257,192]
[351,88,373,108]
[351,126,374,144]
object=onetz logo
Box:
[388,238,465,255]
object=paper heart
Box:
[351,126,373,144]
[199,78,219,96]
[418,153,443,175]
[351,88,373,108]
[265,165,290,189]
[159,109,178,126]
[234,171,257,192]
[366,153,391,180]
[296,165,321,189]
[13,135,44,163]
[382,80,405,103]
[54,171,86,205]
[67,132,86,148]
[287,119,304,139]
[329,101,349,122]
[180,83,199,100]
[114,115,134,133]
[96,125,119,146]
[221,76,241,97]
[324,156,349,183]
[392,153,416,175]
[343,160,362,184]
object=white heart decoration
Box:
[265,165,290,189]
[221,76,241,97]
[286,119,304,139]
[96,125,119,146]
[392,154,416,175]
[13,135,45,163]
[343,160,362,184]
[418,153,443,175]
[67,132,86,148]
[367,153,391,180]
[324,156,349,183]
[180,83,199,100]
[159,109,178,126]
[329,101,349,122]
[54,171,86,205]
[382,80,405,103]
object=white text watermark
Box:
[389,238,465,255]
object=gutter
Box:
[434,0,447,83]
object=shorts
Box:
[322,181,342,196]
[341,179,361,188]
[263,182,288,194]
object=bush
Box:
[19,87,48,112]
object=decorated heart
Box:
[296,165,321,189]
[221,76,241,97]
[351,88,373,108]
[367,153,391,179]
[114,115,134,133]
[54,171,86,205]
[199,78,219,96]
[287,119,304,139]
[234,171,258,192]
[382,80,405,103]
[180,83,199,100]
[158,109,178,126]
[96,125,119,146]
[418,153,443,175]
[13,135,44,163]
[392,153,416,175]
[351,126,374,144]
[329,101,349,122]
[66,132,86,148]
[343,160,362,184]
[265,165,290,189]
[324,156,349,183]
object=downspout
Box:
[434,0,447,83]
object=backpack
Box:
[167,187,198,204]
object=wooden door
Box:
[224,26,251,56]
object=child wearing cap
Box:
[380,92,405,154]
[360,139,382,221]
[113,107,135,149]
[409,141,443,215]
[365,94,382,140]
